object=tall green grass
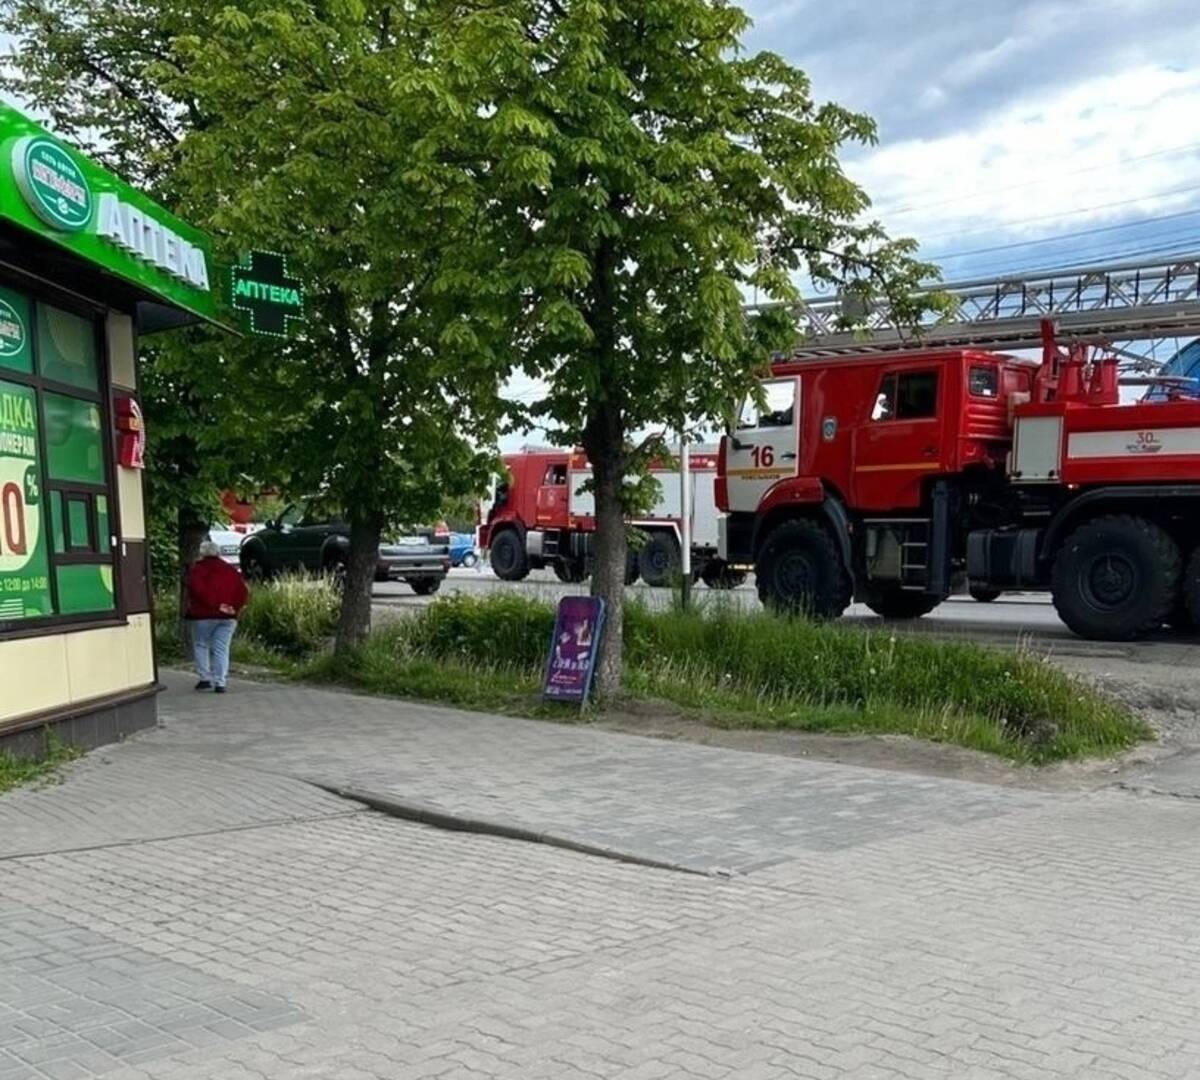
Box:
[328,593,1146,763]
[237,574,340,657]
[155,587,1147,764]
[155,574,340,664]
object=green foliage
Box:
[238,576,340,658]
[449,0,949,694]
[0,733,81,793]
[399,593,554,669]
[2,0,511,651]
[620,603,1146,759]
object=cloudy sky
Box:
[6,3,1200,445]
[744,0,1200,281]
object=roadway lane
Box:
[375,567,1090,649]
[375,566,1200,660]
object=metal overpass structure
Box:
[747,255,1200,369]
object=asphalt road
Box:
[374,567,1111,653]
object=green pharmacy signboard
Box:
[0,103,221,328]
[230,251,304,338]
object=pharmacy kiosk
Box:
[0,102,225,753]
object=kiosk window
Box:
[37,303,99,392]
[0,285,115,627]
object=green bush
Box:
[377,594,1145,762]
[239,575,340,657]
[400,592,555,670]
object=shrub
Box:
[390,594,1144,762]
[400,592,555,670]
[239,575,340,657]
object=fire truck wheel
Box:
[863,588,940,619]
[553,558,588,584]
[1183,547,1200,628]
[490,529,530,581]
[701,559,747,590]
[1051,515,1180,640]
[639,531,681,587]
[756,518,852,619]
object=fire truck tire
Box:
[756,518,852,619]
[490,529,530,581]
[1182,547,1200,628]
[639,531,681,588]
[1051,515,1181,640]
[553,558,588,584]
[701,559,747,590]
[863,588,940,619]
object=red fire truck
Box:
[480,448,746,588]
[716,321,1200,640]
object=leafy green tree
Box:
[0,0,240,588]
[455,0,942,698]
[3,0,507,651]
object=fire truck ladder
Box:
[747,255,1200,367]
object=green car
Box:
[238,500,450,595]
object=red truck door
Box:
[535,462,570,527]
[852,365,944,511]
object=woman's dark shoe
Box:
[214,685,227,694]
[195,680,212,691]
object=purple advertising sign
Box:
[542,596,607,703]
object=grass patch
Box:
[155,574,340,669]
[0,734,80,794]
[158,585,1149,764]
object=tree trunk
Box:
[335,513,382,656]
[177,507,207,641]
[585,406,626,702]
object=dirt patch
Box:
[590,698,1146,794]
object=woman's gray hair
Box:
[198,540,221,559]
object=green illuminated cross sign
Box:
[230,251,304,337]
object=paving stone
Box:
[1,674,1199,1077]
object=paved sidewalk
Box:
[150,670,1055,873]
[2,672,1200,1079]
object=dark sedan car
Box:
[239,501,450,595]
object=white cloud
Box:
[852,64,1200,275]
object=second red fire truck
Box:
[479,448,747,588]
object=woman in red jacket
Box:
[186,540,250,693]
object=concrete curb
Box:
[312,782,719,878]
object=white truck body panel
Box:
[568,447,720,550]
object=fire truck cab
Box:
[718,328,1200,640]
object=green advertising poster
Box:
[0,285,32,375]
[0,379,52,619]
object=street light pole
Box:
[679,435,692,610]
